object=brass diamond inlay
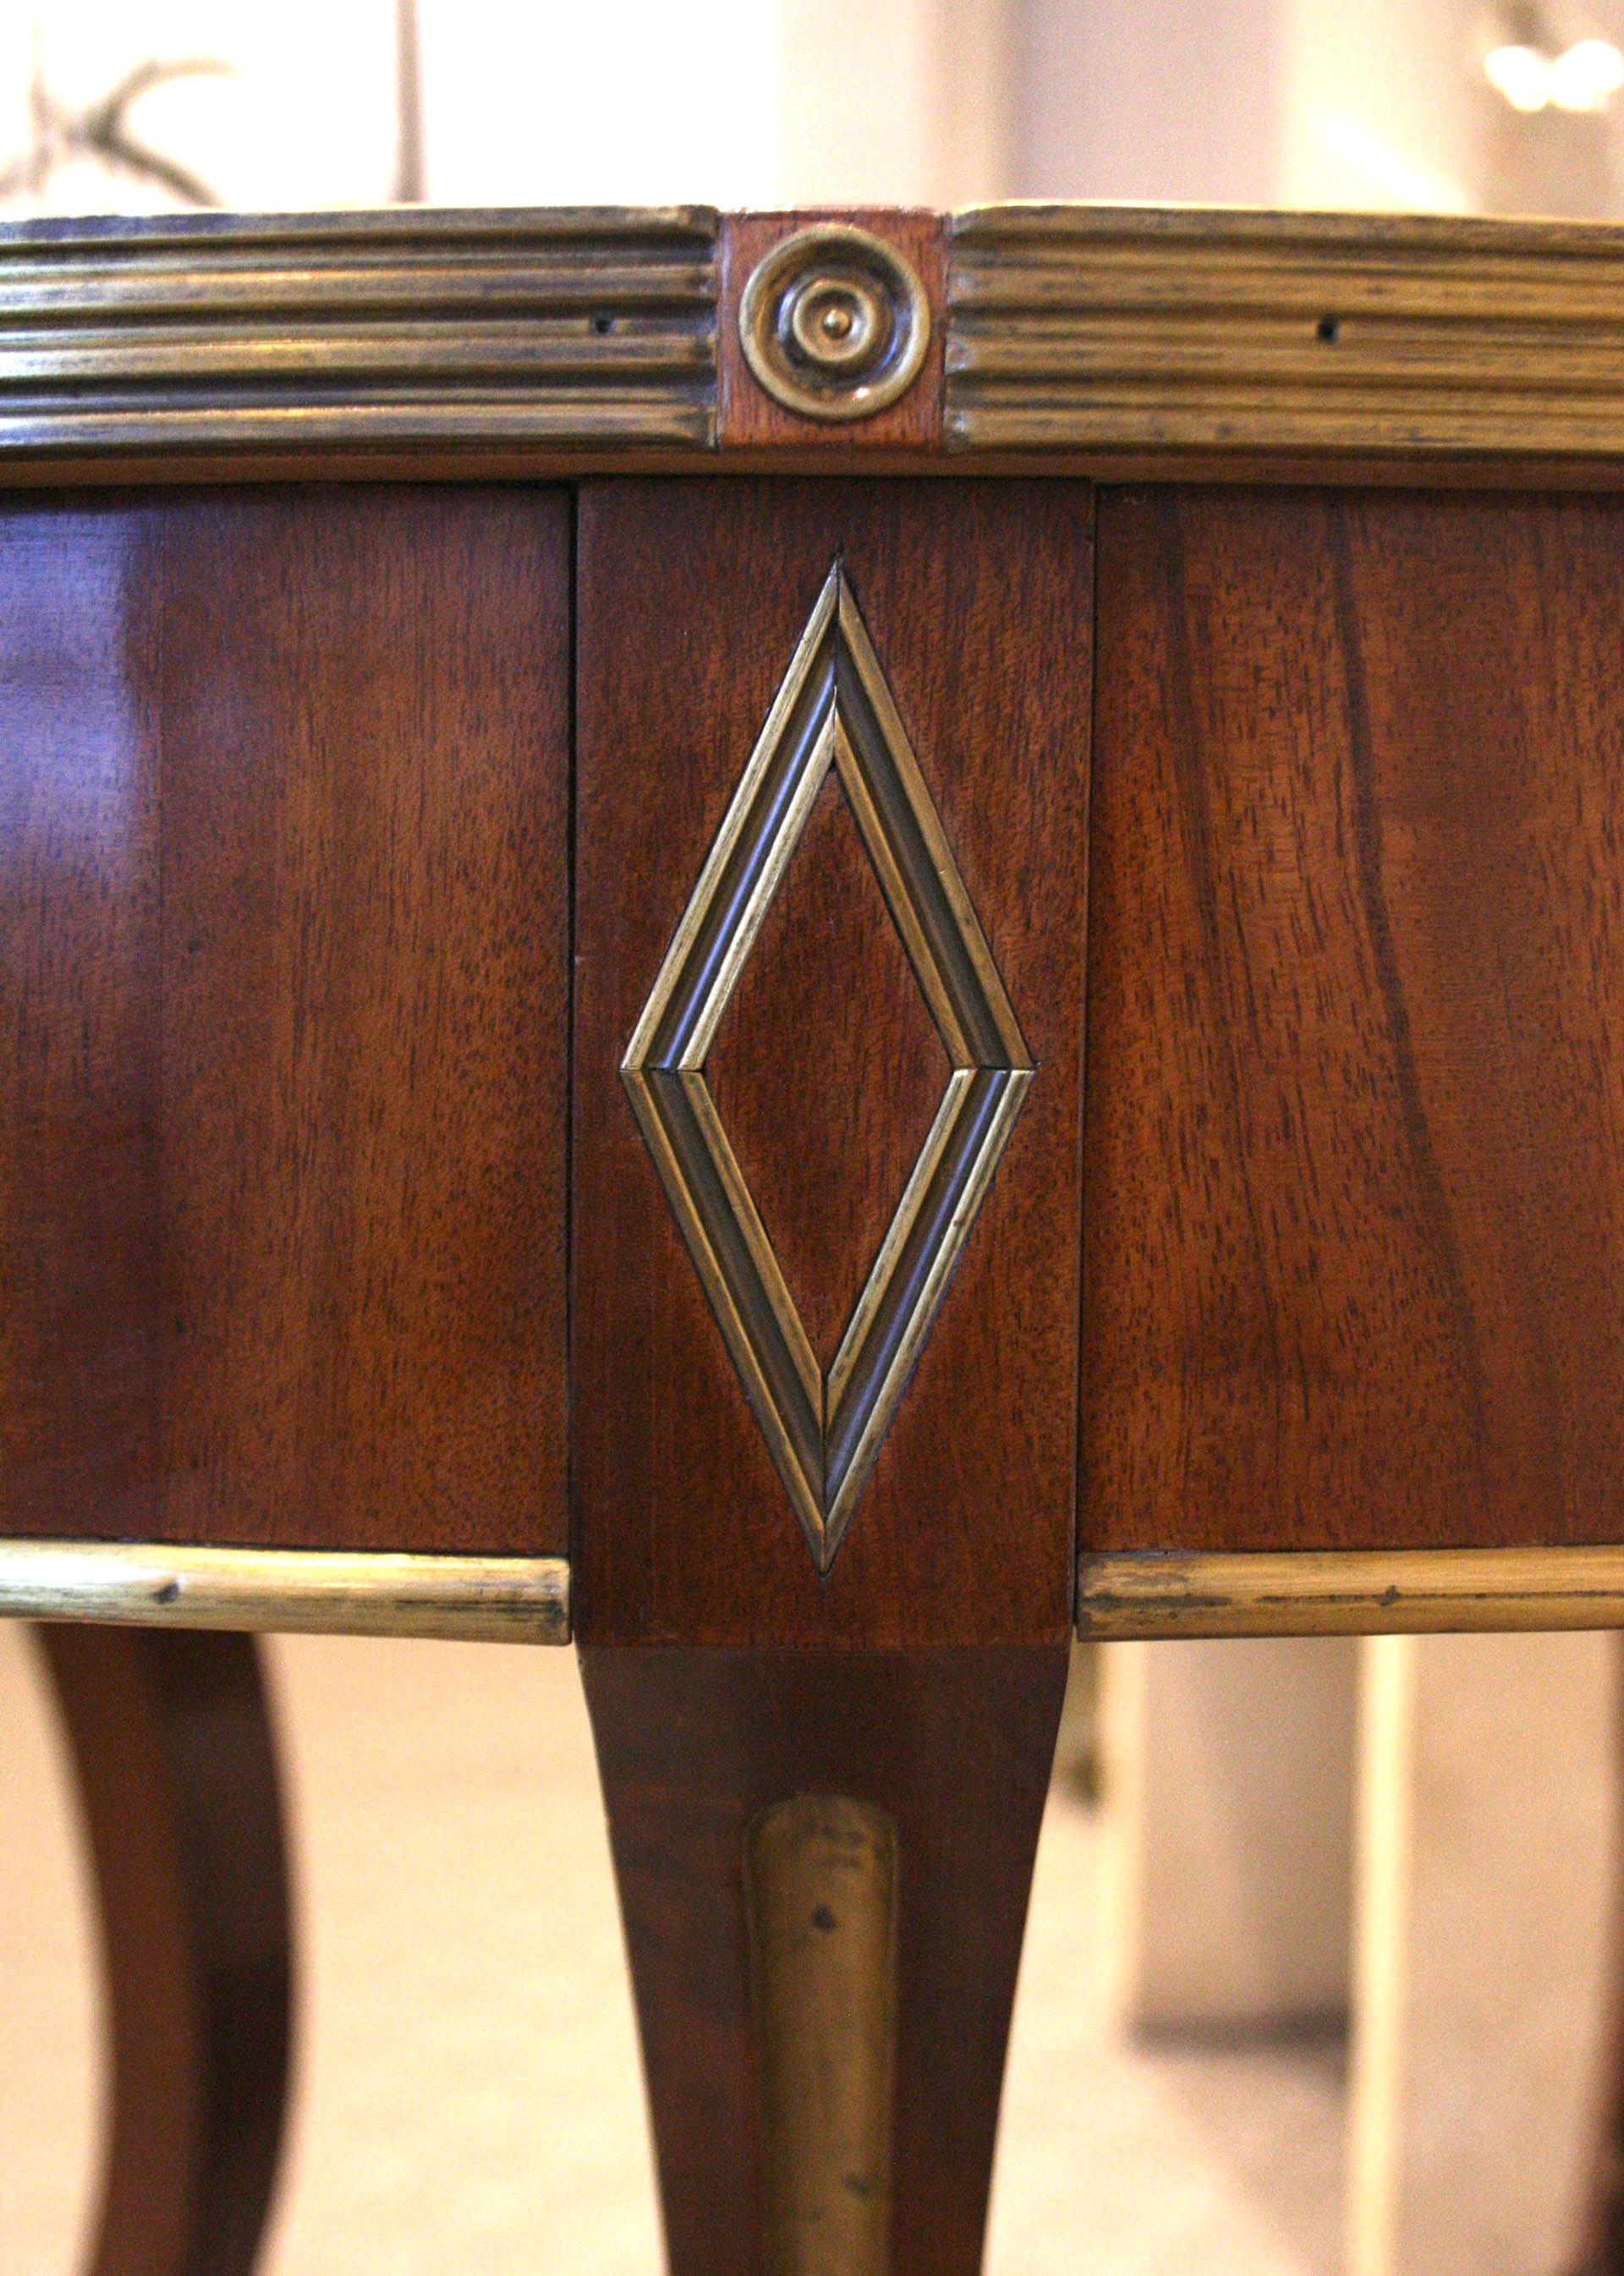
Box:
[622,562,1034,1573]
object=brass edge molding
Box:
[738,222,930,422]
[0,1541,570,1643]
[746,1794,897,2275]
[0,205,717,456]
[1077,1547,1624,1639]
[946,202,1624,458]
[19,198,1624,465]
[622,560,1032,1575]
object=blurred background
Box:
[5,0,1624,221]
[4,5,1624,2274]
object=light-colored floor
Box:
[0,1624,1344,2276]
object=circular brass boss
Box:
[738,224,930,423]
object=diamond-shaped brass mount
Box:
[622,562,1034,1573]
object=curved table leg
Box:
[1568,1641,1624,2276]
[36,1626,293,2276]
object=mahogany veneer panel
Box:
[573,480,1092,1646]
[709,770,952,1372]
[1084,485,1624,1555]
[0,506,160,1537]
[0,488,568,1552]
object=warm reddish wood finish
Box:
[719,212,946,451]
[12,194,1624,2276]
[581,1644,1067,2276]
[39,1625,290,2276]
[0,505,160,1542]
[0,489,569,1553]
[1084,485,1624,1555]
[573,479,1091,1647]
[1581,1930,1624,2269]
[710,771,950,1372]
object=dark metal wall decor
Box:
[622,561,1033,1571]
[0,50,228,211]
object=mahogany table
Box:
[7,200,1624,2274]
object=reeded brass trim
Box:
[947,204,1624,458]
[1077,1547,1624,1639]
[0,205,716,457]
[747,1795,897,2276]
[18,201,1624,467]
[739,222,930,422]
[0,1541,569,1643]
[623,561,1032,1574]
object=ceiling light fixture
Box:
[1548,33,1624,105]
[1484,38,1555,106]
[1483,7,1624,111]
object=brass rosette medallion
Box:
[739,223,930,422]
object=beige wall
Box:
[1279,0,1479,209]
[776,0,1012,206]
[1,0,1009,214]
[6,0,1622,218]
[0,0,398,212]
[1007,0,1624,215]
[1009,0,1283,203]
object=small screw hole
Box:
[590,314,614,337]
[1316,314,1341,343]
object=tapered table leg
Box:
[1577,2108,1624,2273]
[36,1626,292,2276]
[573,480,1090,2272]
[583,1644,1067,2276]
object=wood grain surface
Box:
[39,1624,290,2276]
[0,488,569,1553]
[573,479,1092,1647]
[1084,485,1624,1555]
[709,770,950,1373]
[0,503,160,1540]
[581,1643,1067,2276]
